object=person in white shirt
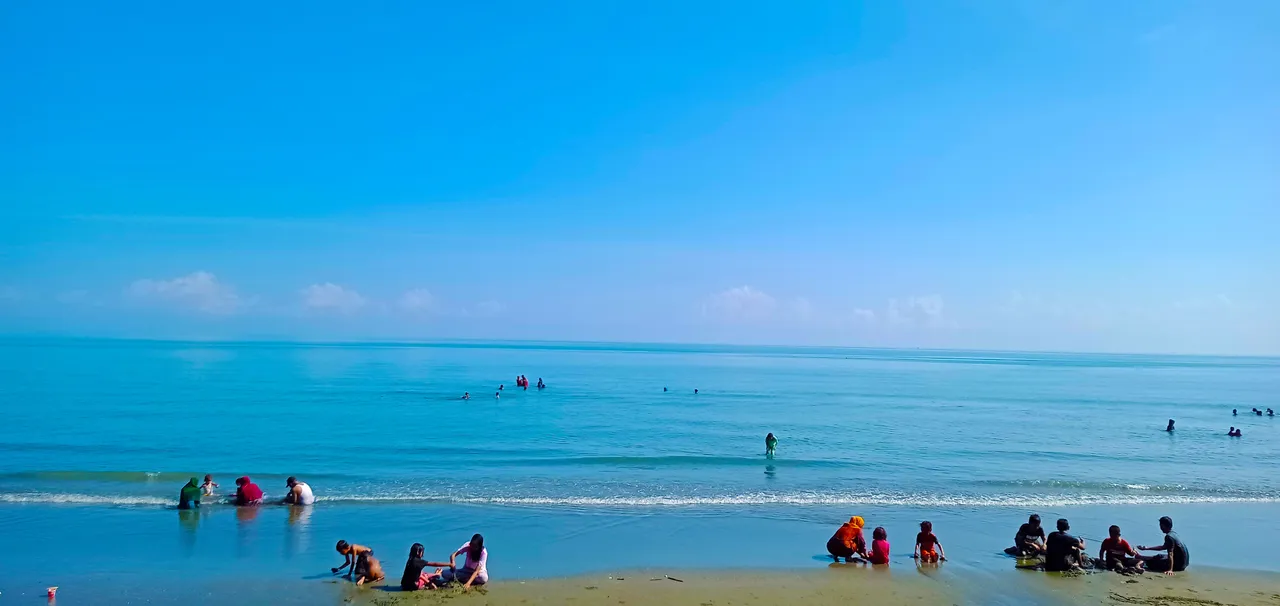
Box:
[440,534,488,590]
[282,476,315,505]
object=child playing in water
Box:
[333,540,384,585]
[868,527,891,565]
[765,433,778,458]
[200,474,218,497]
[914,521,945,563]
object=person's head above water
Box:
[873,527,888,541]
[1109,525,1121,538]
[1056,518,1070,532]
[1159,516,1174,532]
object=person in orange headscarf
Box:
[827,516,868,562]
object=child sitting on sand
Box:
[400,543,450,591]
[200,474,218,497]
[868,527,890,565]
[914,521,945,563]
[1098,525,1142,572]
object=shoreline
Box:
[6,565,1279,605]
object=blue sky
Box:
[1,0,1277,354]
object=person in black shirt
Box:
[1044,518,1085,572]
[1013,514,1047,556]
[1137,516,1190,575]
[400,543,450,591]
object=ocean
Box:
[1,338,1278,598]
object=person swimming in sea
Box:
[663,387,668,392]
[1230,428,1242,437]
[765,433,778,458]
[462,392,470,400]
[537,378,545,389]
[694,388,699,395]
[1233,409,1238,416]
[1165,419,1175,432]
[1268,408,1274,417]
[1228,426,1237,436]
[494,391,500,399]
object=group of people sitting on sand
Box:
[177,475,314,509]
[1008,514,1189,575]
[826,516,945,565]
[827,513,1188,575]
[331,534,488,592]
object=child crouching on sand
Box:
[914,521,946,563]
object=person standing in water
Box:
[1165,419,1175,432]
[765,433,778,458]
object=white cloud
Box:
[398,288,437,313]
[302,282,366,313]
[473,300,504,316]
[703,286,778,321]
[128,271,243,314]
[852,307,877,323]
[888,295,945,327]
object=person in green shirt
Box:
[178,477,202,510]
[765,433,778,459]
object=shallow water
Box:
[2,338,1277,507]
[1,339,1278,592]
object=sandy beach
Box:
[303,567,1280,606]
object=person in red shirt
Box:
[234,476,264,505]
[868,527,891,565]
[914,520,946,563]
[1099,525,1140,571]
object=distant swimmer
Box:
[1269,408,1275,417]
[499,384,504,391]
[694,388,699,395]
[494,392,500,399]
[765,433,778,458]
[462,392,470,400]
[1232,428,1242,437]
[1165,419,1175,432]
[1233,409,1238,416]
[663,387,668,392]
[1228,427,1241,437]
[537,378,545,389]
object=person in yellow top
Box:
[826,516,867,562]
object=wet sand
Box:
[350,566,1280,606]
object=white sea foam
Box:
[4,490,1277,509]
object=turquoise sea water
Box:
[1,338,1278,597]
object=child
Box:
[200,474,218,497]
[400,543,450,591]
[868,527,890,565]
[1099,525,1140,572]
[765,433,778,458]
[914,521,945,563]
[333,540,384,585]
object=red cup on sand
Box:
[47,586,58,599]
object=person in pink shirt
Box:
[868,526,891,565]
[440,534,488,591]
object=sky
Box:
[1,0,1277,354]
